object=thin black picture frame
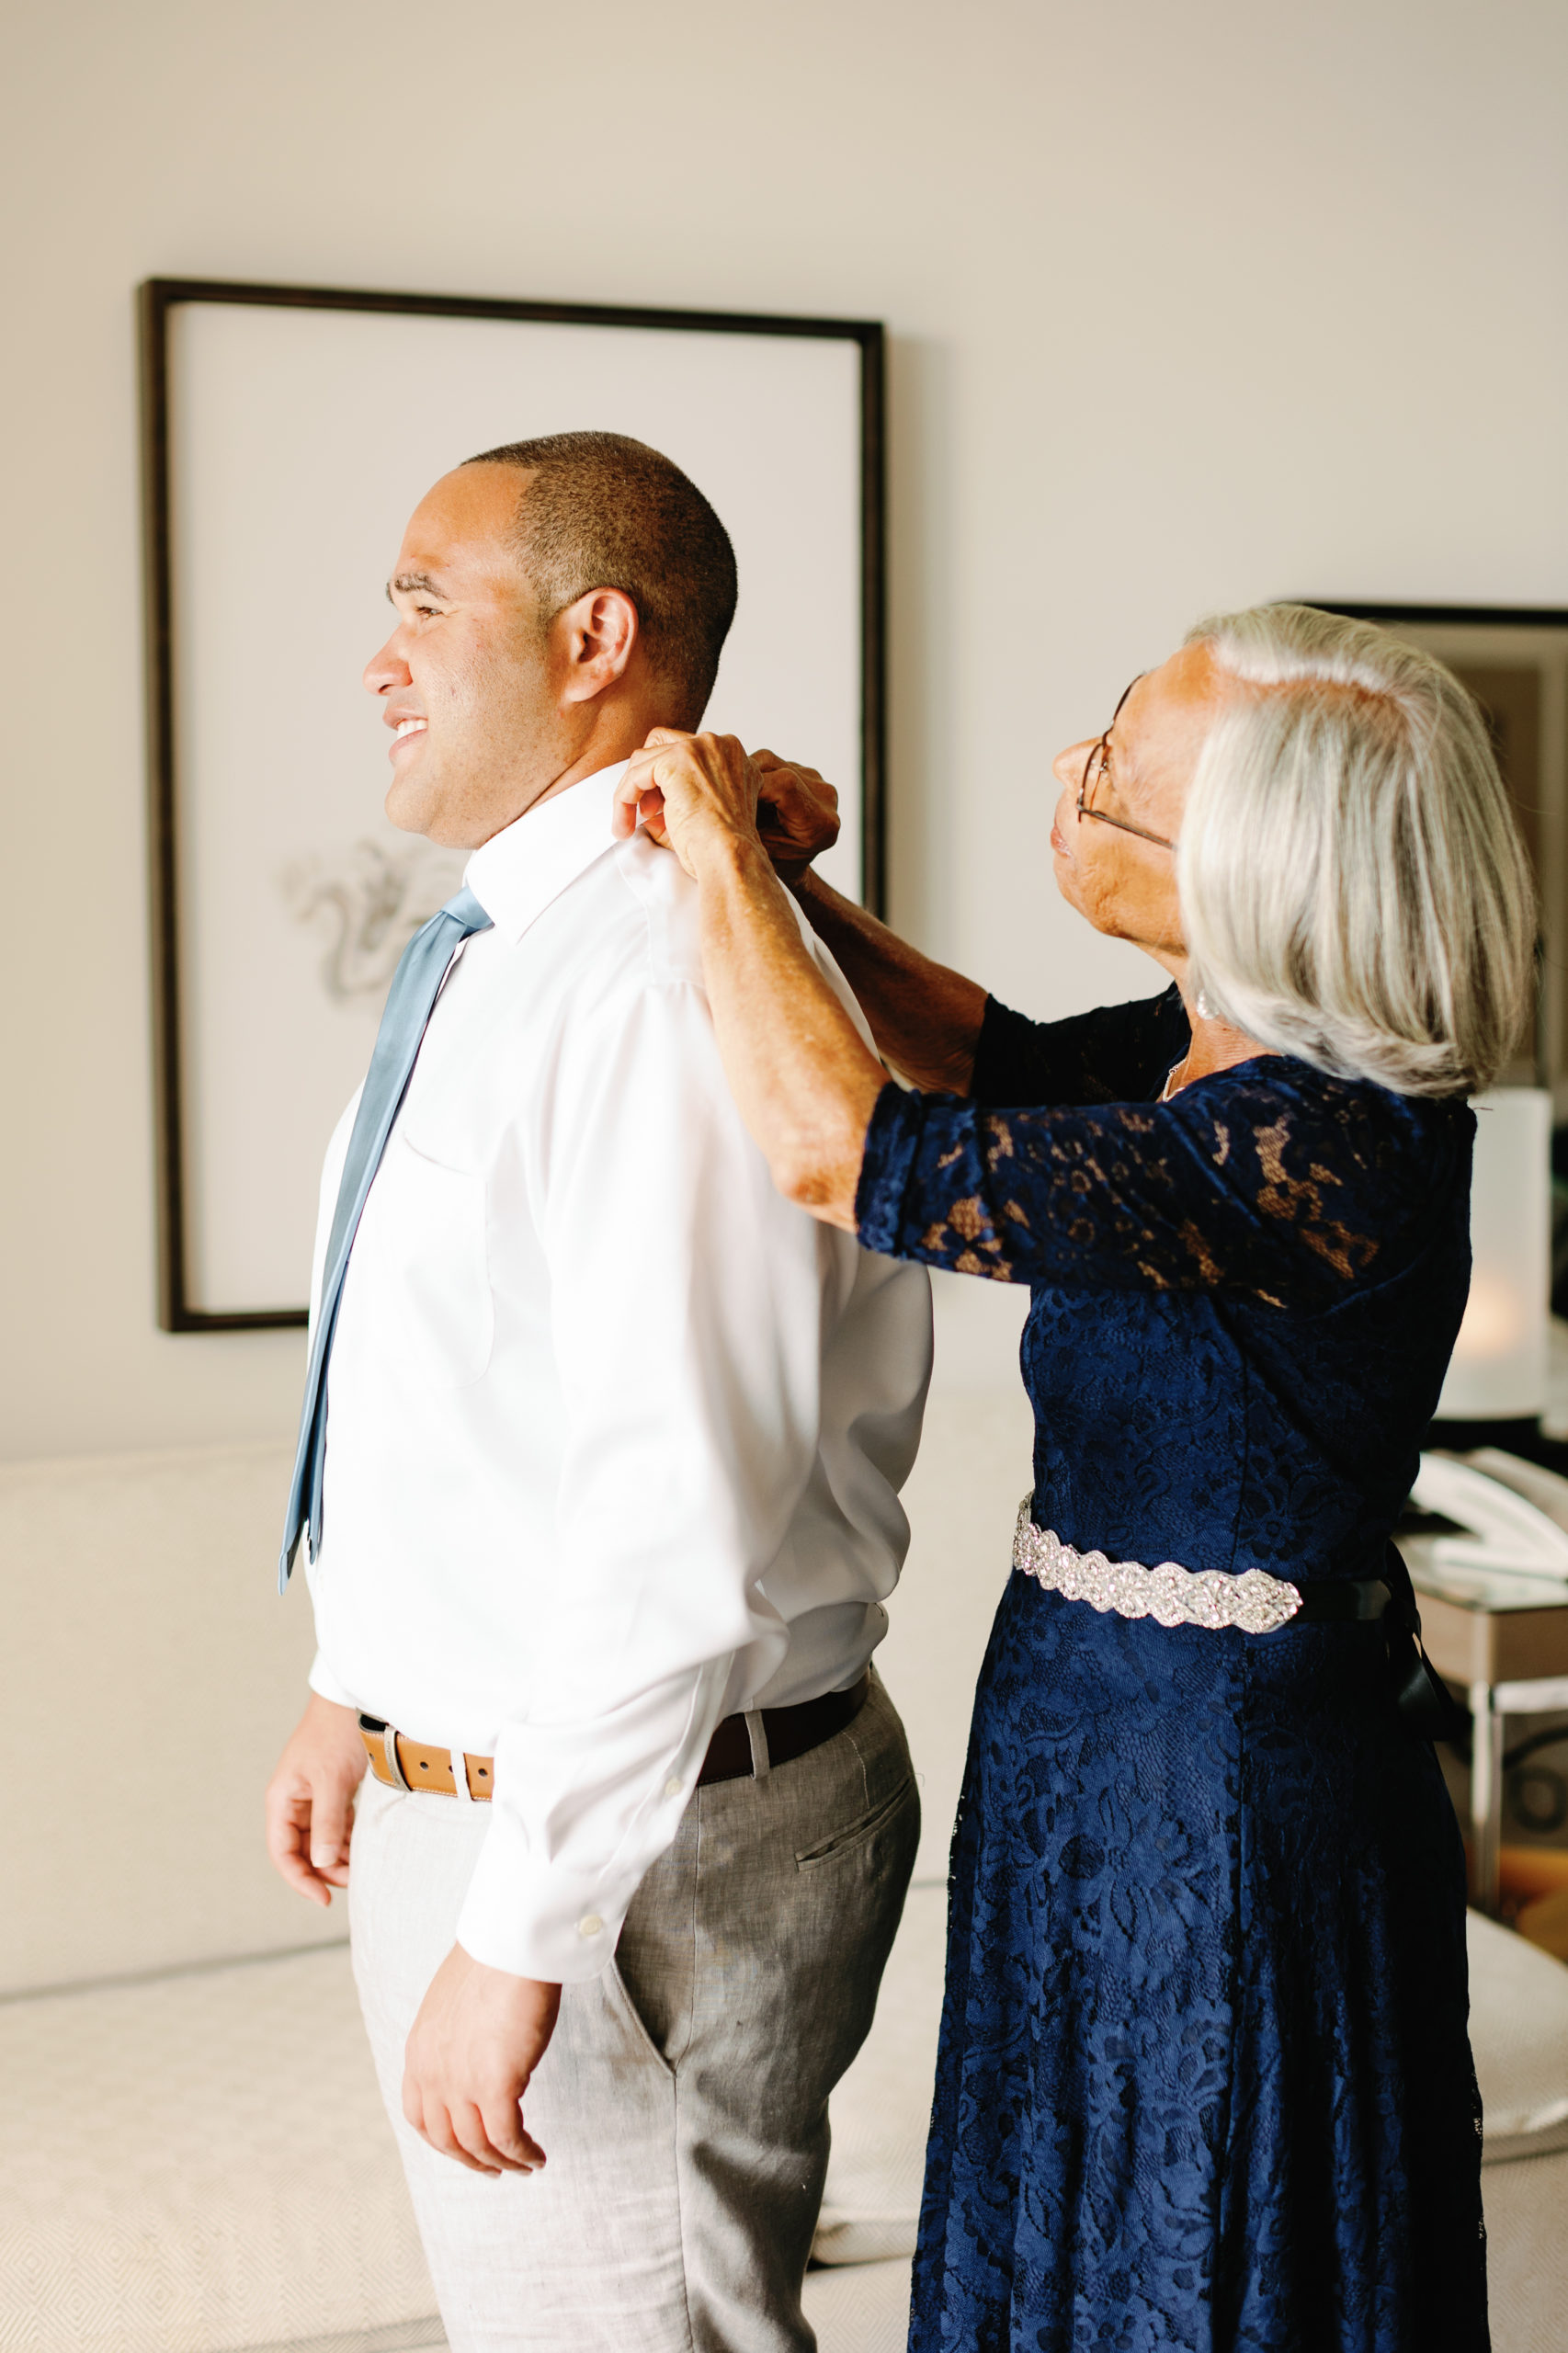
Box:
[139,276,886,1334]
[1303,600,1568,632]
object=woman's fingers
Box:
[750,750,841,870]
[754,748,825,786]
[612,732,764,876]
[611,773,669,844]
[611,756,654,839]
[637,790,670,844]
[613,733,697,841]
[616,729,844,881]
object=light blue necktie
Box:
[278,885,493,1588]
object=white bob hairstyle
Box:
[1179,604,1539,1098]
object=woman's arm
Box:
[749,751,1181,1107]
[613,733,892,1230]
[786,870,986,1093]
[688,840,883,1231]
[747,750,986,1091]
[610,730,1422,1302]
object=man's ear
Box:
[555,587,640,707]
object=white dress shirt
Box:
[304,765,932,1983]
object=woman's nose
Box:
[1054,740,1092,793]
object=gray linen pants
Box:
[348,1670,919,2353]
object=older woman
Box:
[614,605,1536,2352]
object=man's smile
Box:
[388,712,429,759]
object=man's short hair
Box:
[465,430,737,726]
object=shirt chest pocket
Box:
[374,1132,495,1390]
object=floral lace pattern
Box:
[854,990,1488,2352]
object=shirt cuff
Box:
[453,1782,691,1983]
[453,1663,732,1983]
[307,1651,359,1711]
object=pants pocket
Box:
[604,1958,678,2079]
[794,1774,916,1872]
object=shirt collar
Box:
[462,761,630,944]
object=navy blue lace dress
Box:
[856,987,1487,2353]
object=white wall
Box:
[4,0,1566,1460]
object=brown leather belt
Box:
[358,1670,870,1802]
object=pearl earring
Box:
[1197,990,1214,1020]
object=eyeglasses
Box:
[1075,676,1176,852]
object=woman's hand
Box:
[612,726,881,1230]
[752,752,840,881]
[614,733,841,883]
[613,730,765,880]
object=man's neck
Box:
[456,702,687,850]
[526,710,682,820]
[530,743,625,812]
[458,737,634,852]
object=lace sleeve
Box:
[971,986,1190,1107]
[856,1063,1468,1306]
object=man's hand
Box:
[403,1943,562,2176]
[265,1692,367,1906]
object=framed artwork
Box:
[1307,604,1568,1097]
[140,278,884,1331]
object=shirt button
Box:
[665,1777,683,1799]
[578,1914,604,1938]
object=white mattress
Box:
[1467,1907,1568,2159]
[801,2259,912,2352]
[3,1892,1564,2352]
[0,1932,906,2353]
[0,1945,437,2353]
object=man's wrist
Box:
[453,1942,561,2000]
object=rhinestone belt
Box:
[1012,1501,1304,1636]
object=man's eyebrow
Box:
[386,570,448,603]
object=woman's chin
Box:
[1050,845,1082,911]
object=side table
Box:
[1403,1538,1568,1914]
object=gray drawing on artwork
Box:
[282,839,469,1001]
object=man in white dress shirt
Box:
[264,433,932,2352]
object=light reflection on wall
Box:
[1439,1088,1551,1422]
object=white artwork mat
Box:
[163,299,868,1315]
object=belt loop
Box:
[451,1748,474,1805]
[744,1709,771,1779]
[381,1722,411,1793]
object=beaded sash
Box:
[1012,1501,1303,1636]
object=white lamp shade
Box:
[1437,1086,1551,1422]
